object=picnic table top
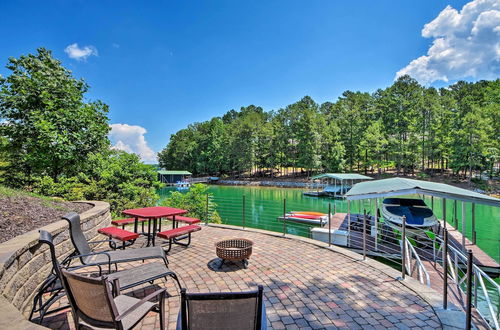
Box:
[122,206,188,219]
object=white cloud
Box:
[397,0,500,84]
[64,43,98,61]
[109,124,157,163]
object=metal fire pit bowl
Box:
[215,238,253,269]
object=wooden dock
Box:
[437,220,499,271]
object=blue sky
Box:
[1,0,498,163]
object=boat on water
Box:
[175,180,190,188]
[277,211,328,225]
[381,198,437,233]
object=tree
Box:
[359,120,387,176]
[0,48,110,185]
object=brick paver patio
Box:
[37,225,443,329]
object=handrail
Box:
[403,236,431,287]
[435,235,499,329]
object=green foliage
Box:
[0,48,110,186]
[32,151,161,216]
[161,184,221,223]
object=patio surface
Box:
[38,225,443,329]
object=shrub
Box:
[32,150,161,216]
[161,183,221,223]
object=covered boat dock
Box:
[305,173,373,198]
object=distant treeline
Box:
[158,75,499,180]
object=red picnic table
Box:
[122,206,188,247]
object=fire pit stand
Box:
[215,238,253,269]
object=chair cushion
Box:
[157,225,202,240]
[98,227,139,241]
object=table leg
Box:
[134,217,138,233]
[152,218,157,246]
[146,219,152,247]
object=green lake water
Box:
[158,184,500,263]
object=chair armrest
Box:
[115,288,166,322]
[66,251,112,273]
[63,263,105,276]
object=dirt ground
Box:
[0,193,92,243]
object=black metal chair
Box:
[29,230,71,323]
[177,285,267,330]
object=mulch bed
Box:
[0,194,92,244]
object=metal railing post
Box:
[283,198,286,236]
[363,209,367,261]
[242,195,246,229]
[466,250,473,330]
[471,203,476,244]
[205,194,209,225]
[443,198,447,230]
[401,215,406,279]
[347,200,351,247]
[328,203,332,247]
[443,228,448,309]
[454,200,458,228]
[374,198,378,252]
[461,201,466,250]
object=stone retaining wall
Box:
[0,201,111,328]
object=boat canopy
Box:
[345,177,500,207]
[158,170,192,175]
[311,173,373,181]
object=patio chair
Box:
[62,212,169,268]
[60,268,166,330]
[177,285,267,330]
[30,230,181,323]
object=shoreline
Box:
[215,179,311,188]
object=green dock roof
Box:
[158,170,192,175]
[311,173,373,181]
[345,177,500,207]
